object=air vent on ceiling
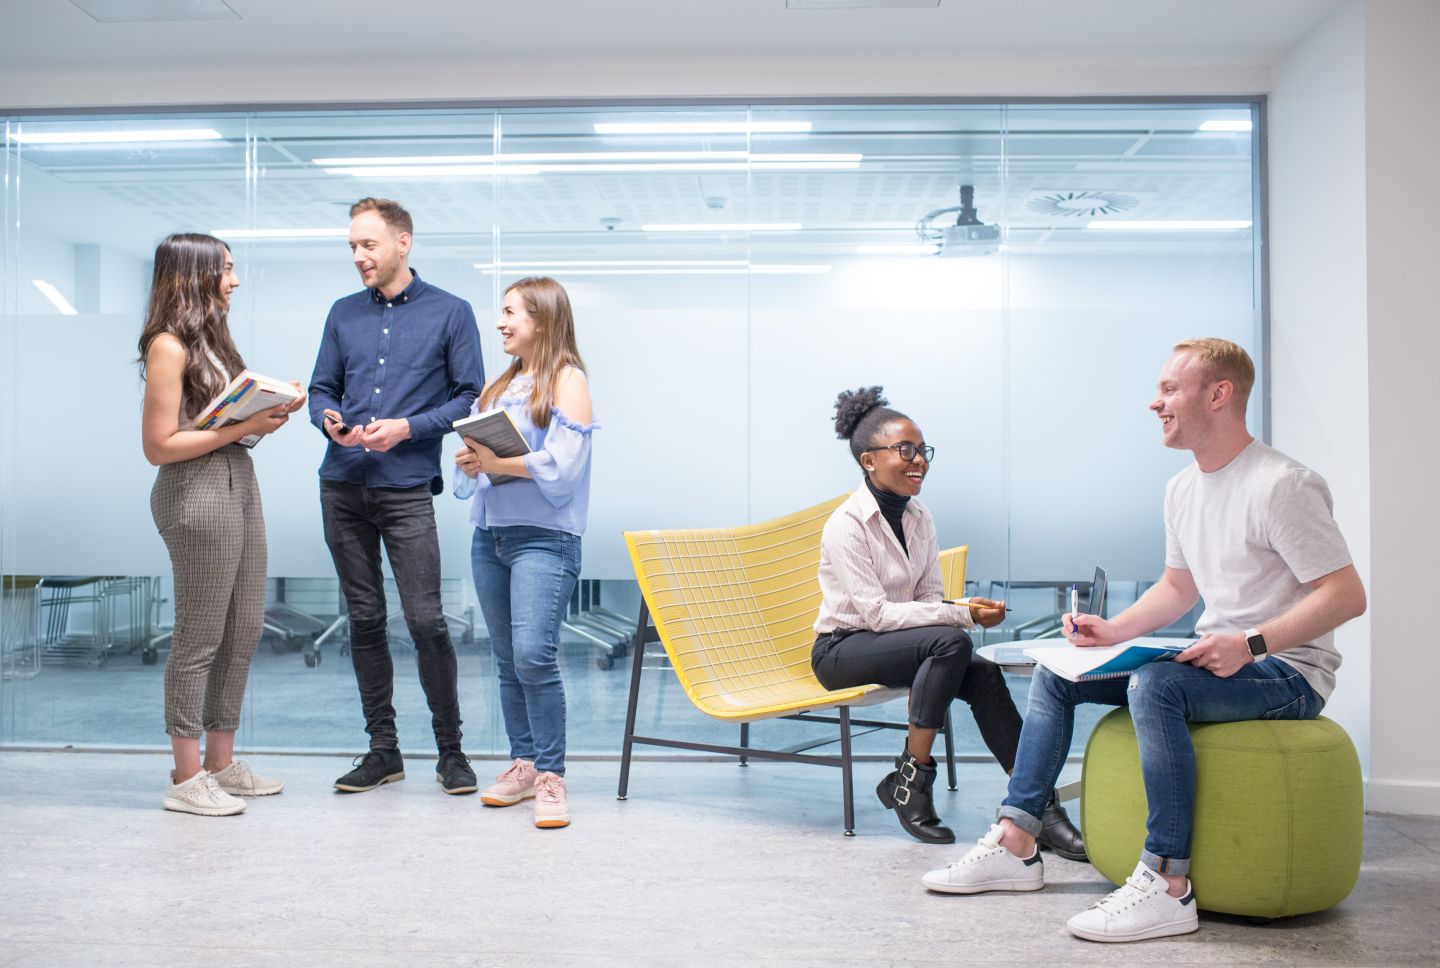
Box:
[1027,191,1140,218]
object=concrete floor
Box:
[1,752,1436,968]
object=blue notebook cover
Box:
[1023,638,1192,682]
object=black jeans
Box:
[320,480,462,752]
[812,625,1022,772]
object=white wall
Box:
[1268,1,1372,776]
[1361,0,1440,817]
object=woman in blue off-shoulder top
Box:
[454,276,595,829]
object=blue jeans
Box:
[470,525,581,776]
[998,657,1321,876]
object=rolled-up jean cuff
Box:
[1140,850,1190,877]
[997,805,1043,837]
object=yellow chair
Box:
[619,495,966,834]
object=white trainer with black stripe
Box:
[921,824,1045,894]
[1066,861,1200,942]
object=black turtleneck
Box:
[866,475,911,555]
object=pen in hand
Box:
[1070,584,1080,634]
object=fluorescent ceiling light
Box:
[67,0,239,22]
[314,152,858,173]
[640,222,803,232]
[857,244,942,255]
[9,127,223,145]
[475,261,830,276]
[475,260,749,269]
[1198,119,1253,132]
[594,121,812,135]
[1087,220,1252,230]
[322,165,542,177]
[32,280,78,315]
[788,0,940,7]
[211,228,349,240]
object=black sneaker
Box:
[436,750,478,795]
[334,749,405,793]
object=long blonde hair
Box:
[481,276,586,428]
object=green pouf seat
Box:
[1080,708,1363,918]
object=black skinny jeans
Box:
[321,479,462,753]
[812,625,1022,772]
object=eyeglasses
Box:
[866,442,935,462]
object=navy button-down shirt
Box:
[307,270,484,491]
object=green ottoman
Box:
[1080,708,1363,918]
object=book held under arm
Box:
[194,370,301,448]
[452,408,531,485]
[1022,638,1192,682]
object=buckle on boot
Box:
[898,760,918,783]
[893,783,912,806]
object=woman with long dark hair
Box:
[454,276,595,829]
[139,233,305,816]
[813,386,1085,857]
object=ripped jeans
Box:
[998,657,1321,876]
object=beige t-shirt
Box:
[1164,440,1353,701]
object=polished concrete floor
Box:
[1,751,1436,968]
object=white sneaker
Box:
[921,824,1045,894]
[211,759,284,796]
[163,770,246,817]
[1066,861,1200,942]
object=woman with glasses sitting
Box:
[812,386,1084,857]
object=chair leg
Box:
[840,706,855,836]
[617,601,650,801]
[739,722,749,767]
[943,708,958,791]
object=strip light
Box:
[315,152,860,174]
[321,165,543,178]
[1087,220,1252,230]
[857,244,942,255]
[475,261,830,276]
[211,228,349,240]
[33,280,78,315]
[594,121,812,134]
[640,222,802,232]
[1198,119,1253,133]
[9,128,223,144]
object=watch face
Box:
[1248,634,1266,656]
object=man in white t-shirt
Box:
[918,338,1367,943]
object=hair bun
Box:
[833,385,888,439]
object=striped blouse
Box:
[814,483,976,635]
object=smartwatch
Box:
[1244,628,1268,662]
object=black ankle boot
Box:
[876,752,955,844]
[1035,790,1088,862]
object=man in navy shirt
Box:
[308,197,484,796]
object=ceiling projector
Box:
[917,184,1001,257]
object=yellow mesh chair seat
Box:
[618,495,968,834]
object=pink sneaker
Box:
[533,771,571,829]
[481,758,537,806]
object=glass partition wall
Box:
[0,102,1261,758]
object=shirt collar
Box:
[370,269,424,305]
[851,480,920,521]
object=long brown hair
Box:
[480,276,586,428]
[137,233,245,421]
